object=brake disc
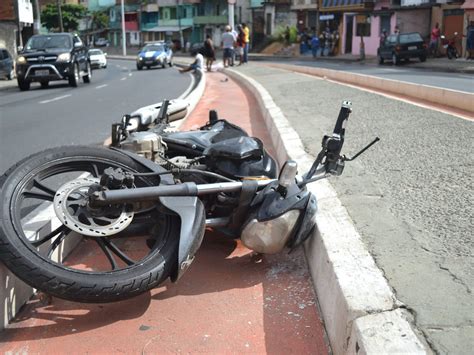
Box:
[53,177,134,237]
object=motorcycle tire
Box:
[0,146,180,303]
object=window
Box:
[400,33,423,44]
[380,15,391,34]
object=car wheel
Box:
[419,56,426,62]
[40,81,49,89]
[146,65,151,70]
[136,63,143,70]
[378,55,384,65]
[392,53,399,65]
[83,62,91,83]
[169,58,173,67]
[17,79,30,91]
[162,61,166,69]
[69,63,80,87]
[7,69,14,80]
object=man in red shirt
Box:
[430,23,441,57]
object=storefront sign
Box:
[319,14,335,21]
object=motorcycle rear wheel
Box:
[0,146,179,303]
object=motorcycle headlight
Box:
[17,56,26,64]
[126,117,140,131]
[241,210,301,254]
[57,53,71,62]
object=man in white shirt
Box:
[221,25,236,68]
[179,49,204,73]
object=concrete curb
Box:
[226,68,432,355]
[0,62,205,330]
[265,63,474,115]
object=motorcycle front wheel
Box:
[0,146,179,303]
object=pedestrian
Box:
[284,26,290,45]
[380,29,388,46]
[230,26,238,65]
[430,22,441,57]
[310,34,319,58]
[203,35,215,71]
[242,23,250,63]
[179,49,204,73]
[222,25,235,68]
[236,25,245,65]
[466,21,474,60]
[394,25,400,34]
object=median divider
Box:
[0,61,206,330]
[265,63,474,115]
[226,68,431,354]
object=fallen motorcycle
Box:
[0,100,378,303]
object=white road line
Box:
[128,73,132,77]
[39,94,71,104]
[120,77,127,81]
[95,84,108,89]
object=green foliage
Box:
[90,11,109,30]
[41,3,87,32]
[271,25,299,44]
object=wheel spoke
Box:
[101,238,135,266]
[90,163,100,178]
[33,178,56,197]
[46,231,68,258]
[32,224,70,247]
[22,191,54,201]
[96,238,118,270]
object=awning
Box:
[462,0,474,9]
[143,26,192,32]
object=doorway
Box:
[345,15,353,53]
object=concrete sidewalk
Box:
[0,70,329,354]
[230,63,473,354]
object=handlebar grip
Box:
[333,101,352,136]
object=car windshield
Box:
[400,33,423,44]
[89,49,103,55]
[25,35,72,50]
[143,45,164,52]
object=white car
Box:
[89,49,107,69]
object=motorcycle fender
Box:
[287,193,318,250]
[159,196,206,282]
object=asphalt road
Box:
[236,64,473,354]
[269,59,474,93]
[0,59,191,174]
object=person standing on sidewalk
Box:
[222,25,235,68]
[311,34,320,58]
[466,21,474,60]
[203,35,216,71]
[236,25,245,65]
[430,23,441,58]
[242,23,250,63]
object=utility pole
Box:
[177,0,184,52]
[121,0,126,56]
[33,0,41,34]
[57,0,63,32]
[228,0,235,30]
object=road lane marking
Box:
[128,73,132,77]
[39,94,71,104]
[120,77,127,81]
[95,84,108,89]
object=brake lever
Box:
[343,137,380,162]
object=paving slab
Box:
[0,70,329,354]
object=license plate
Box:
[35,69,49,76]
[408,46,417,50]
[145,61,153,64]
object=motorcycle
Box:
[0,100,378,303]
[441,33,459,60]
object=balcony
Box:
[193,15,227,25]
[125,21,139,31]
[291,0,317,9]
[250,0,264,7]
[159,18,194,27]
[141,3,158,12]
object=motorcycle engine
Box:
[119,131,197,169]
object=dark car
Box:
[15,33,91,91]
[0,48,14,80]
[378,32,427,65]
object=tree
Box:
[90,11,109,32]
[41,3,87,32]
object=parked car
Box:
[0,48,14,80]
[15,33,91,90]
[378,32,427,65]
[94,38,110,47]
[89,48,107,69]
[136,42,173,70]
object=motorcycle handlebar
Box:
[333,101,352,137]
